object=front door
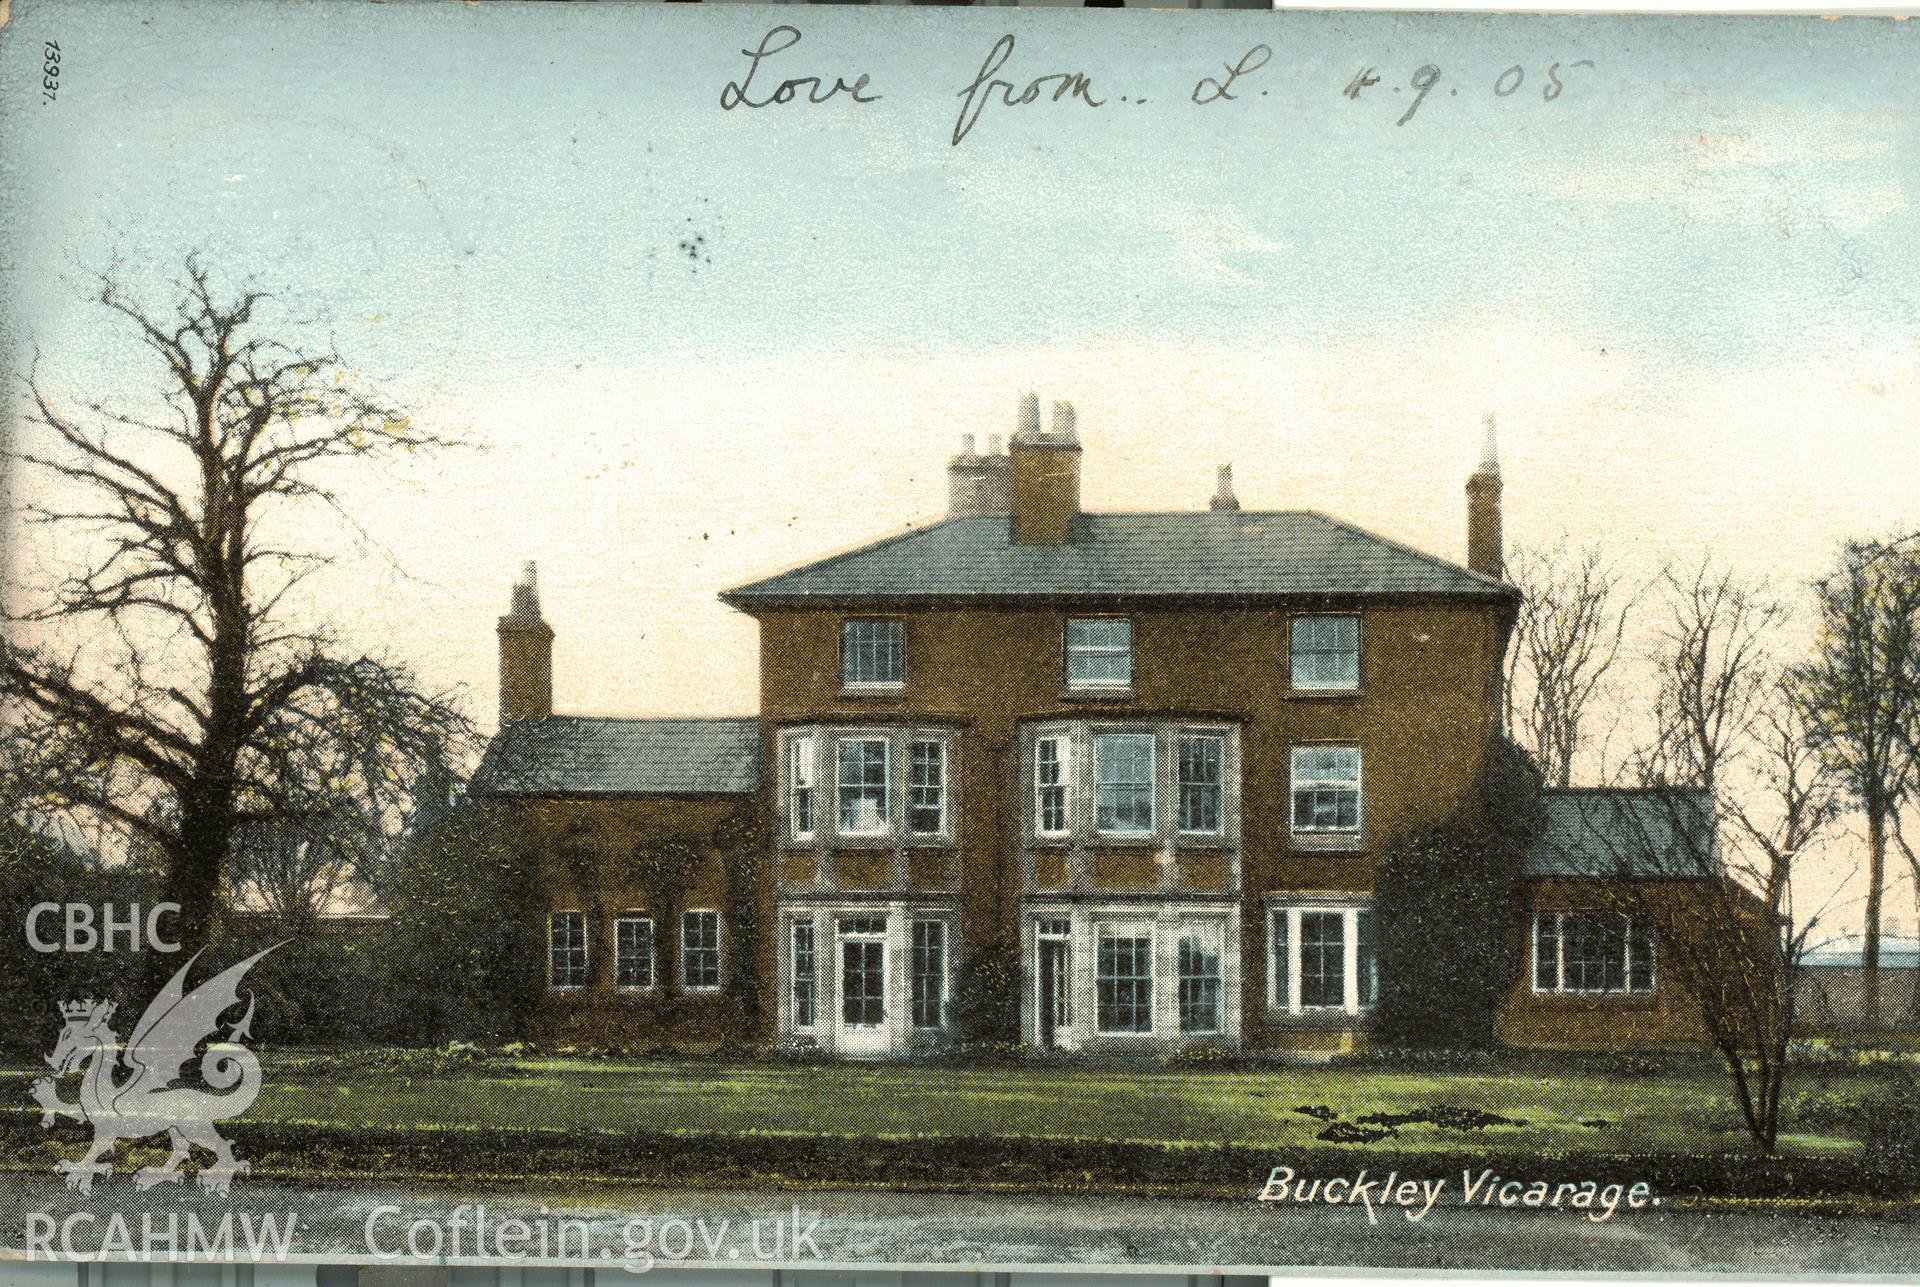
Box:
[837,917,888,1055]
[1038,938,1072,1049]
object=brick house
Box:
[471,395,1724,1056]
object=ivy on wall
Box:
[1372,735,1545,1049]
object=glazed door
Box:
[1038,939,1071,1048]
[837,924,888,1055]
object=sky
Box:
[1,2,1917,933]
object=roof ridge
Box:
[1302,509,1513,593]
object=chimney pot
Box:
[1016,392,1040,439]
[1049,401,1077,441]
[960,433,976,457]
[987,434,1003,455]
[1210,464,1241,512]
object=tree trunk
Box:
[1864,806,1886,1026]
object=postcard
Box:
[1,0,1917,1280]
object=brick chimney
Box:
[1010,395,1081,545]
[498,560,554,726]
[948,433,1011,517]
[1466,414,1503,579]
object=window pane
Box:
[1534,914,1560,991]
[1095,733,1156,833]
[1356,910,1378,1009]
[1629,917,1656,994]
[911,921,946,1027]
[1067,618,1133,685]
[790,736,814,837]
[1291,615,1360,690]
[616,918,653,989]
[1299,911,1345,1009]
[792,922,816,1028]
[682,910,721,989]
[908,739,945,834]
[1559,913,1631,994]
[1178,929,1222,1033]
[1096,931,1153,1033]
[842,619,904,685]
[549,911,587,990]
[1178,736,1223,833]
[1035,737,1068,834]
[1271,912,1290,1010]
[837,738,890,832]
[1291,747,1361,833]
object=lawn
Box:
[3,1048,1909,1199]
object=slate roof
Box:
[1527,789,1718,880]
[722,512,1513,606]
[469,716,759,797]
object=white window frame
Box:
[1290,745,1363,835]
[1065,617,1133,690]
[1094,730,1157,836]
[907,738,948,837]
[1094,920,1155,1034]
[1268,904,1378,1017]
[1034,733,1070,838]
[549,910,588,992]
[1531,912,1657,996]
[1177,733,1225,836]
[909,918,951,1029]
[841,618,905,690]
[1290,614,1361,692]
[787,733,816,841]
[1176,922,1225,1035]
[680,908,723,992]
[790,918,817,1030]
[614,915,654,992]
[836,736,891,836]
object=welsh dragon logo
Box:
[31,943,282,1196]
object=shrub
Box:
[1165,1041,1242,1070]
[952,940,1021,1044]
[0,819,153,1056]
[383,803,546,1045]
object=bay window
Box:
[788,734,815,839]
[1177,925,1223,1034]
[837,738,890,834]
[1096,924,1154,1033]
[1034,735,1069,836]
[1094,731,1156,834]
[1178,735,1223,834]
[908,739,946,835]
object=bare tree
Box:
[1794,539,1920,1025]
[1503,544,1638,787]
[1579,563,1833,1152]
[2,258,472,958]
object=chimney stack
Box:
[1466,414,1503,580]
[1010,393,1081,545]
[1210,464,1240,512]
[498,560,554,726]
[948,432,1011,517]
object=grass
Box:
[1,1049,1907,1200]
